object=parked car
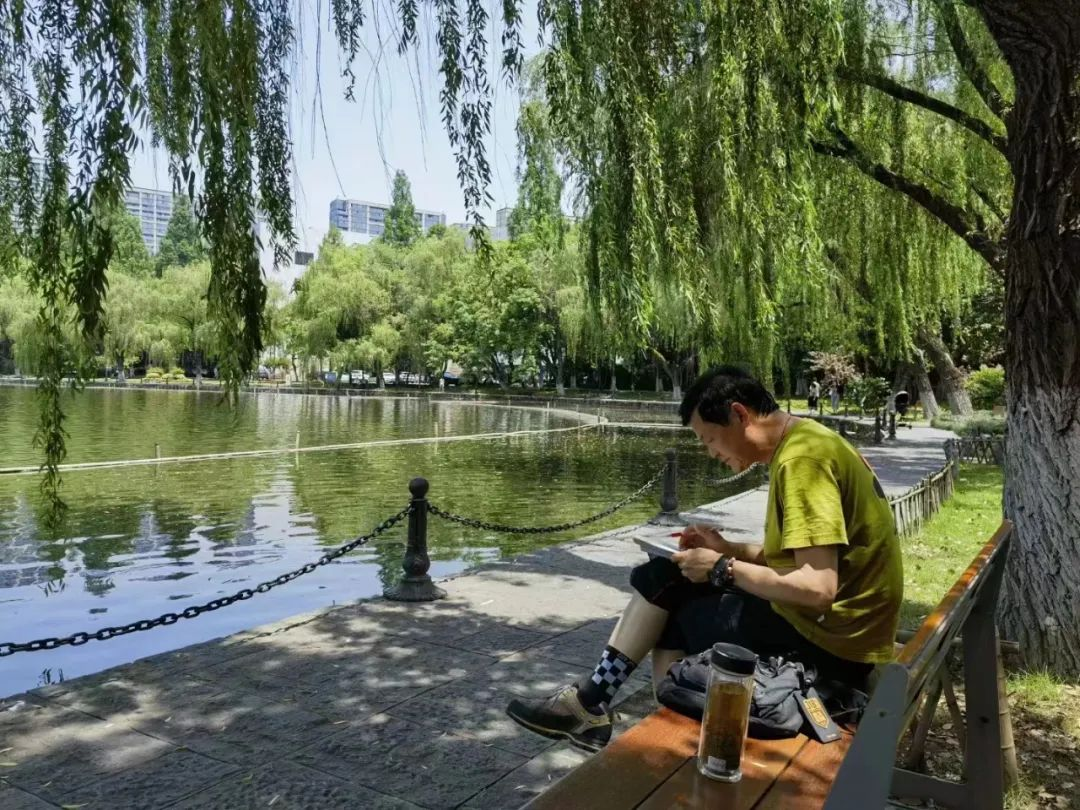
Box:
[382,371,397,386]
[348,370,372,386]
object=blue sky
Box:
[129,0,542,253]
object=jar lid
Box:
[710,642,757,675]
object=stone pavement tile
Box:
[55,748,238,809]
[385,678,556,757]
[526,618,619,668]
[482,652,585,699]
[440,568,628,627]
[318,598,506,643]
[128,690,343,766]
[164,759,425,810]
[444,624,552,658]
[0,781,57,810]
[0,698,173,801]
[292,713,526,810]
[460,744,591,809]
[34,673,220,727]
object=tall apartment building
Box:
[328,198,446,238]
[123,186,173,253]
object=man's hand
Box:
[671,547,721,583]
[679,525,732,554]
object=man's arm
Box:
[671,545,839,613]
[680,524,766,565]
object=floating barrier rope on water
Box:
[0,422,604,477]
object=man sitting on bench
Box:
[506,366,904,753]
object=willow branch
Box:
[812,129,1005,274]
[836,65,1007,154]
[933,0,1009,121]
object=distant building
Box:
[123,186,174,253]
[492,207,512,241]
[328,198,446,239]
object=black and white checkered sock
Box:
[576,645,637,708]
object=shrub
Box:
[966,366,1005,410]
[931,410,1006,436]
[847,376,891,414]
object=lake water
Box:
[0,386,743,696]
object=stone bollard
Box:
[888,411,897,439]
[874,412,884,444]
[384,478,447,602]
[658,447,679,519]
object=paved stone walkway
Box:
[0,426,954,809]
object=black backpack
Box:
[655,651,868,740]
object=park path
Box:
[0,425,954,809]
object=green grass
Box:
[897,464,1080,810]
[899,464,1004,630]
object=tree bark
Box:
[555,348,565,396]
[917,328,973,416]
[978,0,1080,676]
[909,355,939,420]
[655,361,663,393]
[610,357,618,393]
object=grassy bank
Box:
[899,464,1079,810]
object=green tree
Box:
[155,197,206,275]
[107,208,153,278]
[509,97,565,249]
[383,170,422,248]
[535,1,1080,673]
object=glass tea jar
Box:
[697,642,757,783]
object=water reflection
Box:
[0,388,744,696]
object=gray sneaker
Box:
[506,685,614,752]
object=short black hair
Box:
[679,366,780,426]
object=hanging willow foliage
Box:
[0,0,518,518]
[0,0,1011,515]
[537,0,1008,376]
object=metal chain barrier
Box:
[703,462,766,487]
[427,465,666,535]
[0,505,413,657]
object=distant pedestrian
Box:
[807,380,821,414]
[829,384,840,414]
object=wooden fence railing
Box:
[888,460,957,538]
[943,436,1006,465]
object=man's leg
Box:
[506,557,698,752]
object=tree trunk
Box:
[609,358,618,393]
[655,361,663,393]
[910,355,939,420]
[555,348,565,396]
[979,2,1080,676]
[917,328,973,416]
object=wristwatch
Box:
[709,554,736,589]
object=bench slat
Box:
[636,734,809,809]
[897,522,1012,687]
[523,708,698,810]
[753,731,852,810]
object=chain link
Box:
[427,465,666,535]
[703,462,767,487]
[0,505,413,658]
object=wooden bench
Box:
[526,520,1014,810]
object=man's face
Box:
[688,404,758,473]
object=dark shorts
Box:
[630,557,873,688]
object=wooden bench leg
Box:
[962,583,1004,810]
[901,676,943,771]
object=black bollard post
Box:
[888,411,897,439]
[838,420,848,438]
[650,448,680,526]
[384,477,447,602]
[661,448,678,514]
[874,411,884,444]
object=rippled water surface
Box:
[0,386,744,696]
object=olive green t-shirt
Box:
[763,418,903,664]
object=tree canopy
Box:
[384,170,422,248]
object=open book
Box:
[631,526,684,560]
